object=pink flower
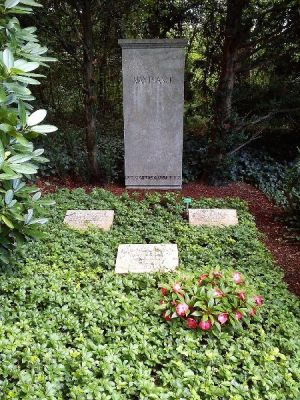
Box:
[171,300,177,306]
[217,313,228,325]
[162,312,171,321]
[213,288,224,298]
[249,308,257,317]
[234,311,243,320]
[197,274,209,285]
[175,303,189,317]
[254,295,263,306]
[173,283,181,293]
[213,271,222,279]
[237,291,246,301]
[232,272,243,284]
[159,300,164,305]
[161,287,167,296]
[199,319,212,331]
[186,318,198,329]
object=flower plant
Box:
[159,269,263,332]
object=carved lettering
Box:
[134,76,173,84]
[126,175,181,180]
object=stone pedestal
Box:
[118,39,187,189]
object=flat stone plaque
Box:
[188,209,238,227]
[64,210,114,231]
[118,39,187,189]
[115,244,178,274]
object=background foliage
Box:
[23,0,299,229]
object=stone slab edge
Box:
[118,39,188,48]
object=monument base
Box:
[126,185,182,190]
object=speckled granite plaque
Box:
[64,210,114,231]
[115,244,178,274]
[188,209,238,227]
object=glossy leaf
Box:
[27,109,47,126]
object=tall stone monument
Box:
[118,39,187,189]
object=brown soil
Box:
[37,177,300,297]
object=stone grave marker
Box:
[64,210,114,231]
[115,244,178,274]
[188,209,238,227]
[118,39,187,189]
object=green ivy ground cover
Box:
[0,189,300,400]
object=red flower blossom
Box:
[254,295,263,306]
[213,271,222,279]
[232,272,243,284]
[197,274,209,285]
[217,313,228,325]
[234,311,243,320]
[162,312,171,321]
[173,283,181,293]
[176,303,189,317]
[213,288,224,298]
[199,319,212,331]
[161,287,167,296]
[237,291,246,301]
[186,318,198,329]
[249,308,257,317]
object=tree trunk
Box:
[211,0,249,152]
[81,0,102,183]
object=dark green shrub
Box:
[0,0,56,262]
[282,152,300,237]
[38,127,124,183]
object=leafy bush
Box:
[38,126,124,183]
[0,189,299,399]
[229,149,287,201]
[0,0,56,262]
[282,153,300,237]
[229,148,300,238]
[159,270,263,333]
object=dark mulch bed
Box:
[37,177,300,297]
